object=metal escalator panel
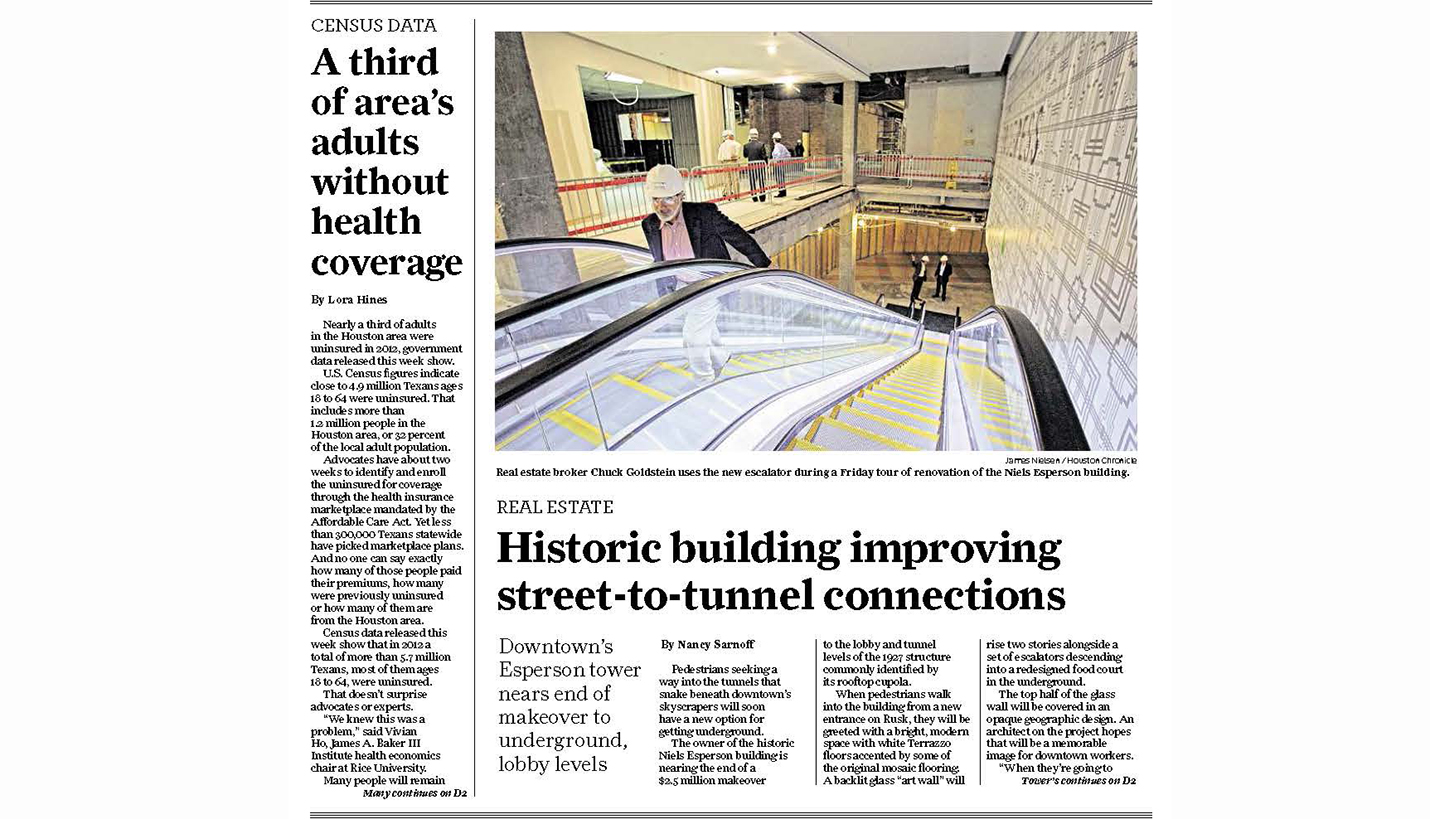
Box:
[494,249,747,379]
[495,269,922,451]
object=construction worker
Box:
[910,255,929,308]
[933,254,951,300]
[716,129,741,200]
[770,131,791,198]
[639,166,769,382]
[743,128,769,202]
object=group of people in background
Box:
[909,253,955,305]
[717,128,800,202]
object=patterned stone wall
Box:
[987,32,1138,451]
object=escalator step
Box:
[870,384,942,407]
[851,398,940,433]
[882,378,941,398]
[862,389,941,417]
[811,416,918,451]
[837,406,938,449]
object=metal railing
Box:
[854,153,993,191]
[556,155,844,237]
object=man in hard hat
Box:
[770,131,792,198]
[933,253,951,300]
[743,128,769,202]
[640,165,769,266]
[910,255,929,309]
[640,165,771,381]
[716,129,741,200]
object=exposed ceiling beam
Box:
[792,32,871,82]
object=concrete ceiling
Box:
[573,32,1018,87]
[578,66,689,101]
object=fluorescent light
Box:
[604,72,644,85]
[766,45,778,55]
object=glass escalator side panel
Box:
[494,241,653,312]
[951,313,1038,451]
[494,260,745,379]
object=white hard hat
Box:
[645,165,685,198]
[921,255,930,261]
[773,132,782,140]
[940,254,948,260]
[748,128,759,137]
[722,129,734,138]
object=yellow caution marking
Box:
[787,437,827,451]
[841,406,937,440]
[611,374,672,402]
[805,416,825,441]
[495,419,539,451]
[659,361,695,379]
[822,417,919,451]
[550,410,603,445]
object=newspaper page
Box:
[14,3,1423,819]
[290,3,1157,818]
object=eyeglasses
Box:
[651,195,682,206]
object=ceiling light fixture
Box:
[766,44,778,55]
[603,72,644,85]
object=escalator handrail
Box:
[495,236,652,259]
[496,267,921,409]
[936,311,959,452]
[495,257,748,330]
[957,306,1089,451]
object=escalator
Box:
[494,265,1087,452]
[787,335,949,451]
[494,238,748,379]
[782,306,1088,451]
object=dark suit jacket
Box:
[640,202,772,267]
